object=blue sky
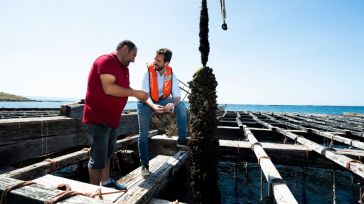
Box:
[1,1,363,105]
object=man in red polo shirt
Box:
[83,40,147,190]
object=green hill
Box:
[0,92,30,101]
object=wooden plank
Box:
[287,113,363,135]
[0,116,84,142]
[0,133,88,166]
[34,174,123,203]
[149,135,364,168]
[4,130,158,180]
[114,151,189,204]
[250,112,364,179]
[237,115,298,204]
[219,140,364,158]
[0,177,109,204]
[0,112,139,165]
[265,113,364,150]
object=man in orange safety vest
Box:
[137,48,187,178]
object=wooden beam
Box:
[4,130,158,180]
[286,113,363,136]
[237,115,297,204]
[149,135,364,168]
[0,112,139,166]
[262,113,364,150]
[250,113,364,179]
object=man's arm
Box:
[100,74,147,101]
[164,72,182,112]
[143,97,165,113]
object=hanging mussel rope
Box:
[220,0,228,30]
[188,0,221,203]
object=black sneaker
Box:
[141,166,151,178]
[102,179,127,190]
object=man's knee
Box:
[175,102,187,114]
[88,156,106,169]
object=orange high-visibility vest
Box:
[148,64,172,102]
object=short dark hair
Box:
[116,40,136,52]
[156,48,172,62]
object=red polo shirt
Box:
[82,53,130,128]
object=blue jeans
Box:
[137,98,187,167]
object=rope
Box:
[0,181,36,204]
[349,139,353,149]
[44,159,58,173]
[305,148,309,159]
[244,162,248,176]
[329,135,334,148]
[332,170,336,204]
[350,173,357,204]
[268,177,286,198]
[250,142,262,150]
[283,136,288,144]
[260,168,263,201]
[294,136,302,145]
[258,155,270,165]
[345,159,362,170]
[302,167,307,204]
[82,148,90,157]
[114,155,122,171]
[219,0,228,30]
[45,183,127,204]
[321,147,336,155]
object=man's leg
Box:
[89,169,102,185]
[101,159,110,182]
[100,128,127,190]
[87,124,110,185]
[101,127,118,182]
[175,102,187,144]
[137,101,153,168]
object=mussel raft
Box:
[1,104,364,203]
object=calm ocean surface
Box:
[1,101,364,115]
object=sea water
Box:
[1,101,364,115]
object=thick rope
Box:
[45,183,127,204]
[258,155,270,165]
[260,168,263,201]
[332,170,336,204]
[0,181,35,204]
[321,147,336,155]
[44,159,58,173]
[250,142,262,150]
[219,0,227,30]
[345,159,362,170]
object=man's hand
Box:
[164,103,174,113]
[134,90,148,101]
[153,104,165,113]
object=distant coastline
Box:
[0,92,31,102]
[0,92,80,103]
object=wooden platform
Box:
[34,174,123,203]
[115,151,189,203]
[0,112,139,166]
[1,108,364,204]
[0,151,189,204]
